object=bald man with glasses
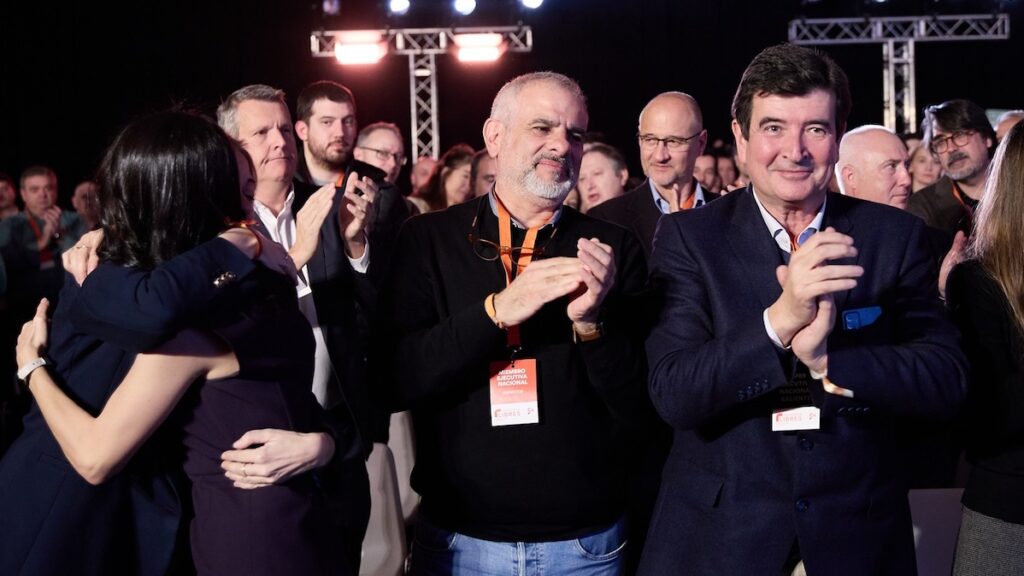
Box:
[589,92,719,259]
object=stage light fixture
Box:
[334,31,388,64]
[453,0,476,16]
[389,0,410,15]
[521,0,544,8]
[453,32,504,62]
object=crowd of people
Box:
[0,41,1022,576]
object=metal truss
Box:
[789,14,1009,133]
[311,26,534,159]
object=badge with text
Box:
[772,361,819,431]
[489,359,539,427]
[772,406,821,431]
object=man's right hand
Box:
[491,257,585,327]
[289,183,336,270]
[766,227,863,346]
[39,207,63,248]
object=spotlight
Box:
[453,32,504,62]
[389,0,410,15]
[453,0,476,16]
[521,0,544,8]
[334,31,387,65]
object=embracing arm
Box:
[66,228,291,352]
[17,301,232,485]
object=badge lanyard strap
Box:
[950,181,975,228]
[495,197,540,350]
[26,214,54,265]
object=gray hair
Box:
[217,84,288,138]
[357,121,403,146]
[489,72,585,125]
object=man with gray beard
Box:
[907,99,995,239]
[379,71,649,575]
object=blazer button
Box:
[213,271,237,288]
[798,436,814,451]
[795,499,810,513]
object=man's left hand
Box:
[566,238,615,328]
[790,292,834,375]
[339,173,378,259]
[221,428,335,490]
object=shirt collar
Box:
[487,188,561,229]
[750,188,827,254]
[252,189,296,221]
[649,179,707,215]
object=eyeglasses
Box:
[466,197,559,264]
[637,131,703,152]
[358,146,407,166]
[929,130,976,154]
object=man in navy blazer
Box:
[640,44,967,575]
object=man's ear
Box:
[731,119,747,166]
[295,120,309,142]
[840,165,855,193]
[483,118,503,158]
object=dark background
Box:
[2,0,1021,202]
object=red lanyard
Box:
[26,214,53,264]
[495,197,540,348]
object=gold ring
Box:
[242,463,248,477]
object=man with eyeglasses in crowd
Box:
[589,92,718,259]
[380,71,649,575]
[587,91,718,572]
[907,99,996,298]
[907,100,995,241]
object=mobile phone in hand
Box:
[336,159,387,197]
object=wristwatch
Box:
[572,322,604,343]
[17,357,48,382]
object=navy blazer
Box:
[639,189,967,575]
[588,179,719,260]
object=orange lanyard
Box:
[496,197,540,348]
[681,192,696,211]
[950,181,975,227]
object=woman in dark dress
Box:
[3,111,343,575]
[946,120,1024,575]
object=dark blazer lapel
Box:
[822,193,858,313]
[726,187,785,311]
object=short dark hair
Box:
[583,143,627,173]
[731,43,852,140]
[923,99,996,154]
[97,111,244,269]
[296,81,356,124]
[19,165,56,188]
[0,172,15,189]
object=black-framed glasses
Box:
[358,145,407,166]
[929,130,975,154]
[466,197,559,263]
[637,131,703,152]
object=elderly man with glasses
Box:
[589,92,719,259]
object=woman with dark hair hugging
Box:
[0,111,343,576]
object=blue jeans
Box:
[409,517,627,576]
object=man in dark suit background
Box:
[640,44,968,575]
[589,92,718,258]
